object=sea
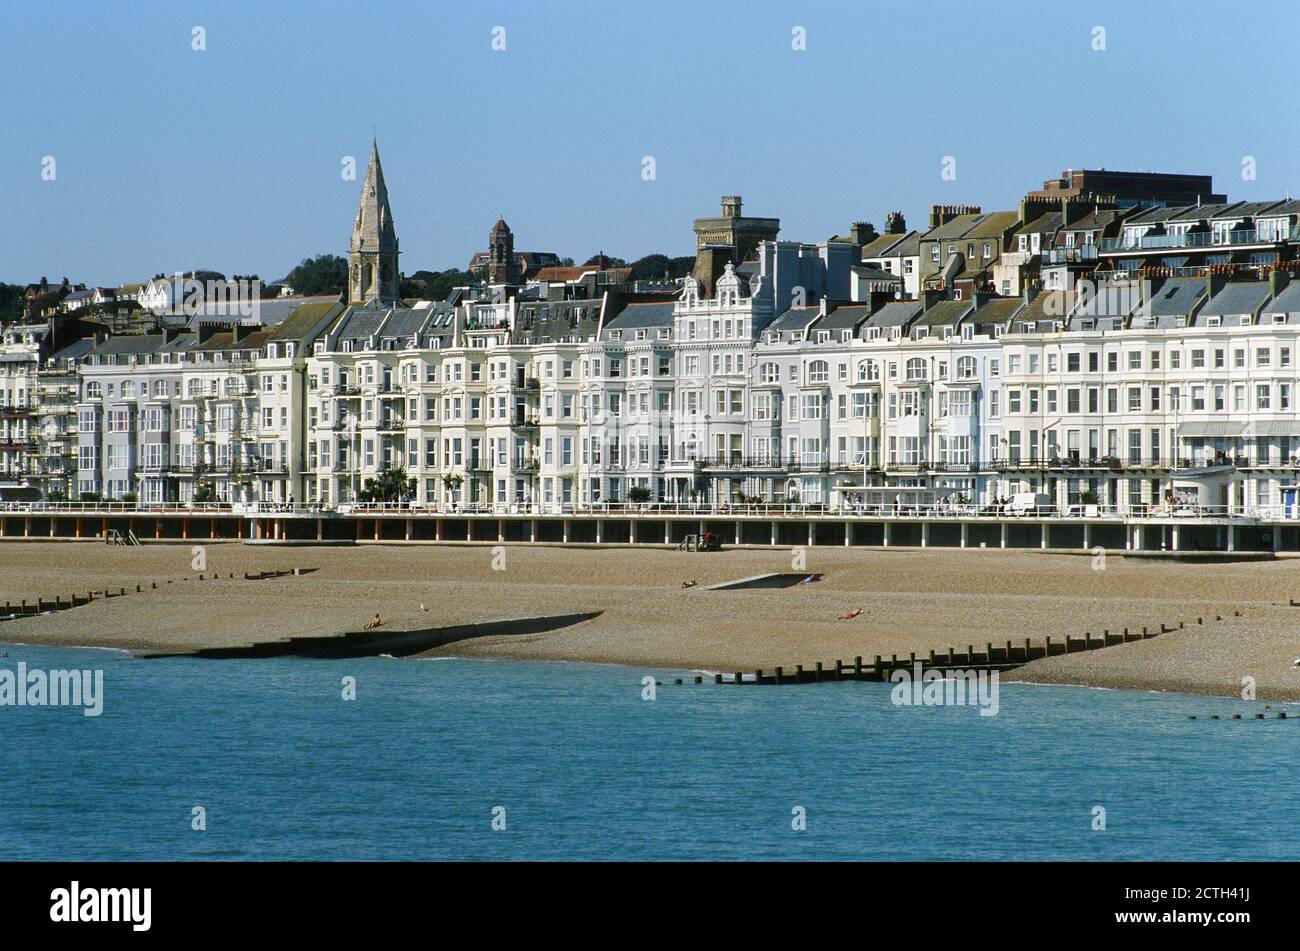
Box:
[1,643,1296,861]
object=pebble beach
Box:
[2,540,1298,701]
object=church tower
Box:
[349,140,400,304]
[488,217,518,284]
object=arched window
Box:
[807,360,829,384]
[905,358,927,381]
[759,362,778,383]
[857,360,879,382]
[956,356,977,380]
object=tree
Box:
[0,283,24,325]
[628,254,694,281]
[284,254,349,296]
[627,485,652,504]
[358,467,417,503]
[402,267,483,301]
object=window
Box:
[807,360,829,384]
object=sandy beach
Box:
[2,540,1299,701]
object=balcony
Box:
[513,415,540,429]
[1099,228,1273,254]
[1041,246,1099,264]
[700,455,784,471]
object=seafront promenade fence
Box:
[0,500,1295,553]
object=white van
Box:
[1006,492,1053,516]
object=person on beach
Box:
[837,607,862,620]
[681,580,697,588]
[364,613,384,630]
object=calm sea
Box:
[1,643,1296,860]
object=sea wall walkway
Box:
[0,502,1296,553]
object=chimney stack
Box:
[850,221,878,246]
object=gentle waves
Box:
[1,644,1297,860]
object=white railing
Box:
[0,501,1295,521]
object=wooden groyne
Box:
[0,568,314,623]
[669,615,1235,686]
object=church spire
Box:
[349,140,399,304]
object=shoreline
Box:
[5,636,1298,709]
[3,541,1299,702]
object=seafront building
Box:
[5,158,1300,526]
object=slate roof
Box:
[864,300,923,329]
[767,306,821,334]
[1199,281,1271,317]
[269,301,345,342]
[967,297,1021,331]
[600,301,675,341]
[813,303,873,332]
[913,299,973,327]
[1262,281,1300,315]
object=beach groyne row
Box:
[668,615,1236,686]
[0,568,312,623]
[1188,711,1290,720]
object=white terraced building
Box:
[13,148,1300,525]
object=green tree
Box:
[285,254,349,296]
[402,267,484,301]
[628,254,694,281]
[358,467,417,503]
[0,283,24,325]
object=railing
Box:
[1100,229,1270,253]
[1,499,1297,521]
[1041,247,1098,264]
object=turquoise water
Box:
[1,643,1297,861]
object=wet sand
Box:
[2,541,1299,701]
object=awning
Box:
[1177,421,1246,438]
[1242,420,1300,437]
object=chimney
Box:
[923,288,947,309]
[1269,269,1290,297]
[1205,272,1228,301]
[818,296,829,317]
[929,204,981,229]
[885,211,907,234]
[850,221,878,246]
[721,196,742,219]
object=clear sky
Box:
[3,0,1298,286]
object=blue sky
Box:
[3,0,1298,285]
